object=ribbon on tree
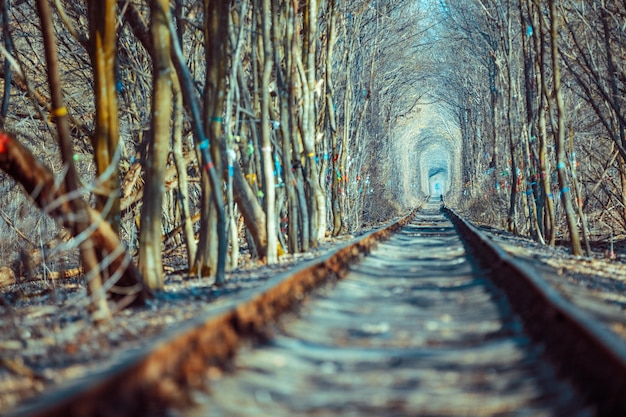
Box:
[0,132,9,153]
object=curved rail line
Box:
[9,201,626,416]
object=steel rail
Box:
[444,205,626,415]
[8,211,417,417]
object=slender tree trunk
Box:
[193,0,229,283]
[289,1,310,251]
[171,66,197,268]
[260,0,277,263]
[232,63,270,258]
[139,0,172,289]
[225,2,248,268]
[88,0,121,234]
[0,0,13,128]
[272,0,300,254]
[489,56,499,195]
[136,0,228,282]
[36,0,112,319]
[568,127,591,255]
[302,0,326,244]
[600,9,626,224]
[533,0,556,245]
[519,0,544,243]
[341,20,355,228]
[232,158,268,253]
[88,0,133,297]
[325,0,341,236]
[504,51,518,233]
[548,0,582,256]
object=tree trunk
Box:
[548,0,582,256]
[193,0,229,283]
[36,0,110,319]
[168,8,226,284]
[272,0,301,254]
[600,9,626,225]
[139,0,172,290]
[88,0,121,234]
[260,0,277,263]
[568,127,591,256]
[519,0,544,243]
[224,1,249,268]
[232,161,268,257]
[533,0,556,245]
[170,66,197,268]
[302,0,326,244]
[0,0,13,128]
[325,0,341,236]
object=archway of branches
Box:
[392,104,462,203]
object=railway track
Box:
[10,200,626,416]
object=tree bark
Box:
[167,5,226,284]
[519,0,544,243]
[302,0,326,244]
[193,0,229,282]
[88,0,121,234]
[0,0,13,128]
[170,65,197,268]
[548,0,582,256]
[139,0,173,290]
[36,0,110,319]
[260,0,277,263]
[533,0,556,245]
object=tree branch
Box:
[0,131,149,306]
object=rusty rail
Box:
[9,211,417,417]
[444,206,626,415]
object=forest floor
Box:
[0,231,360,413]
[2,220,626,414]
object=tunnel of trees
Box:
[0,0,624,319]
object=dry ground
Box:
[0,234,359,413]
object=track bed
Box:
[185,205,589,416]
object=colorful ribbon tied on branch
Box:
[0,132,9,153]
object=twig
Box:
[0,207,35,245]
[52,0,88,47]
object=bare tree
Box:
[138,0,173,290]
